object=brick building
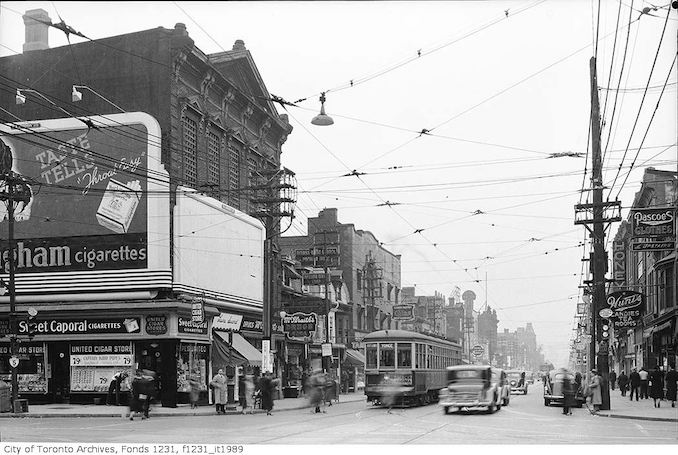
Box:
[0,10,292,406]
[278,208,402,349]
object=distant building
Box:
[278,208,402,349]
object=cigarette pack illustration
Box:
[96,179,142,234]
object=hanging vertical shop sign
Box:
[191,300,204,323]
[261,339,273,373]
[328,311,336,344]
[612,240,627,286]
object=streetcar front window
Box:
[366,343,377,369]
[397,343,412,368]
[380,343,395,368]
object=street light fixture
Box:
[311,92,334,126]
[71,85,126,112]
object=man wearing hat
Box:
[588,369,602,412]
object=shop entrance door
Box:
[136,341,177,408]
[49,342,70,403]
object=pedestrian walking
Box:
[574,371,583,396]
[617,371,629,397]
[588,369,602,412]
[128,370,145,421]
[629,368,641,401]
[664,365,677,408]
[210,368,228,415]
[188,369,201,409]
[308,369,326,414]
[562,374,574,415]
[649,366,664,408]
[106,371,128,406]
[609,370,617,391]
[639,367,649,399]
[138,369,156,419]
[258,372,275,415]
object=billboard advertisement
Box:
[0,114,170,292]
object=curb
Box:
[0,399,365,419]
[594,412,678,423]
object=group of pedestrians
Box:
[105,368,158,420]
[210,368,279,416]
[610,365,677,408]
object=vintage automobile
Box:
[543,368,584,407]
[439,365,503,414]
[492,368,511,406]
[506,370,528,395]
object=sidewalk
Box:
[0,391,367,419]
[593,388,678,422]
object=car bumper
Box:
[439,398,493,408]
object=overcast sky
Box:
[1,1,676,367]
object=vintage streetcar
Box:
[363,329,462,407]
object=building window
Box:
[182,116,198,187]
[357,269,362,290]
[247,157,258,213]
[228,145,240,209]
[207,131,221,199]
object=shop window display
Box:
[69,342,133,393]
[177,343,208,393]
[0,343,47,393]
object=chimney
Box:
[232,39,246,51]
[23,9,51,52]
[174,22,188,37]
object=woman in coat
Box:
[617,371,629,396]
[188,370,201,409]
[665,365,677,408]
[589,369,602,412]
[649,366,664,408]
[210,368,228,415]
[258,372,275,415]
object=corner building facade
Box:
[0,11,292,405]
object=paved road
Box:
[0,391,675,444]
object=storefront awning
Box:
[344,348,365,366]
[212,331,248,368]
[214,331,262,367]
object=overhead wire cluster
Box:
[0,2,673,337]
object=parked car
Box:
[543,368,584,407]
[506,370,528,395]
[439,365,503,414]
[492,368,510,406]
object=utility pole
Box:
[574,57,622,411]
[250,167,296,374]
[313,229,338,373]
[0,139,34,412]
